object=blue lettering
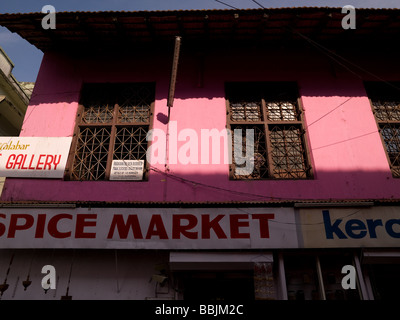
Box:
[366,219,383,238]
[385,219,400,238]
[323,210,347,239]
[345,219,367,239]
[322,211,400,240]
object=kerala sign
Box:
[0,207,299,249]
[0,137,72,178]
[299,207,400,248]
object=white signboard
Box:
[0,207,298,249]
[110,160,144,180]
[0,137,72,178]
[299,207,400,248]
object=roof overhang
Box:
[0,7,400,52]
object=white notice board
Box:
[110,160,144,180]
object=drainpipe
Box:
[167,36,181,109]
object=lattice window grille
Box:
[70,83,154,181]
[367,82,400,178]
[227,82,311,180]
[231,124,269,180]
[72,127,111,181]
[269,125,308,179]
[113,126,149,161]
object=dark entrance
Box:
[369,264,400,300]
[180,271,255,301]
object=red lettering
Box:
[20,155,28,170]
[8,214,34,238]
[75,214,97,238]
[172,214,198,239]
[53,155,61,170]
[44,155,54,170]
[48,214,72,238]
[252,214,275,238]
[0,214,5,237]
[36,154,46,170]
[145,214,168,239]
[28,155,36,170]
[12,154,24,169]
[107,214,143,239]
[34,214,47,238]
[230,214,250,239]
[201,214,227,239]
[5,154,15,169]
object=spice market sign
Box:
[0,207,298,249]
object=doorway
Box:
[178,271,255,301]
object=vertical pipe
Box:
[315,256,326,300]
[167,36,181,108]
[354,253,369,300]
[363,267,375,301]
[62,250,75,299]
[115,250,120,293]
[278,253,288,300]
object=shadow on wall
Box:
[1,168,399,202]
[27,43,397,108]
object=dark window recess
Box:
[226,82,312,180]
[365,82,400,178]
[180,271,255,301]
[368,264,400,300]
[68,83,155,181]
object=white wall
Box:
[0,249,174,300]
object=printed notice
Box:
[110,160,144,181]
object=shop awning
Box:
[169,251,273,270]
[362,249,400,264]
[1,8,400,52]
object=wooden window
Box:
[365,82,400,178]
[226,82,312,180]
[66,83,155,181]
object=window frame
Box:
[64,82,155,181]
[365,81,400,178]
[225,81,313,180]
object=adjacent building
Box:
[0,7,399,300]
[0,46,30,195]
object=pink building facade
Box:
[0,8,399,301]
[2,46,400,202]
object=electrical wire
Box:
[251,0,265,9]
[214,0,239,10]
[248,0,400,93]
[311,130,378,151]
[307,97,353,128]
[109,161,372,226]
[290,27,400,93]
[149,164,361,202]
[214,0,400,93]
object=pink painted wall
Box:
[2,46,400,202]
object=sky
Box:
[0,0,399,82]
